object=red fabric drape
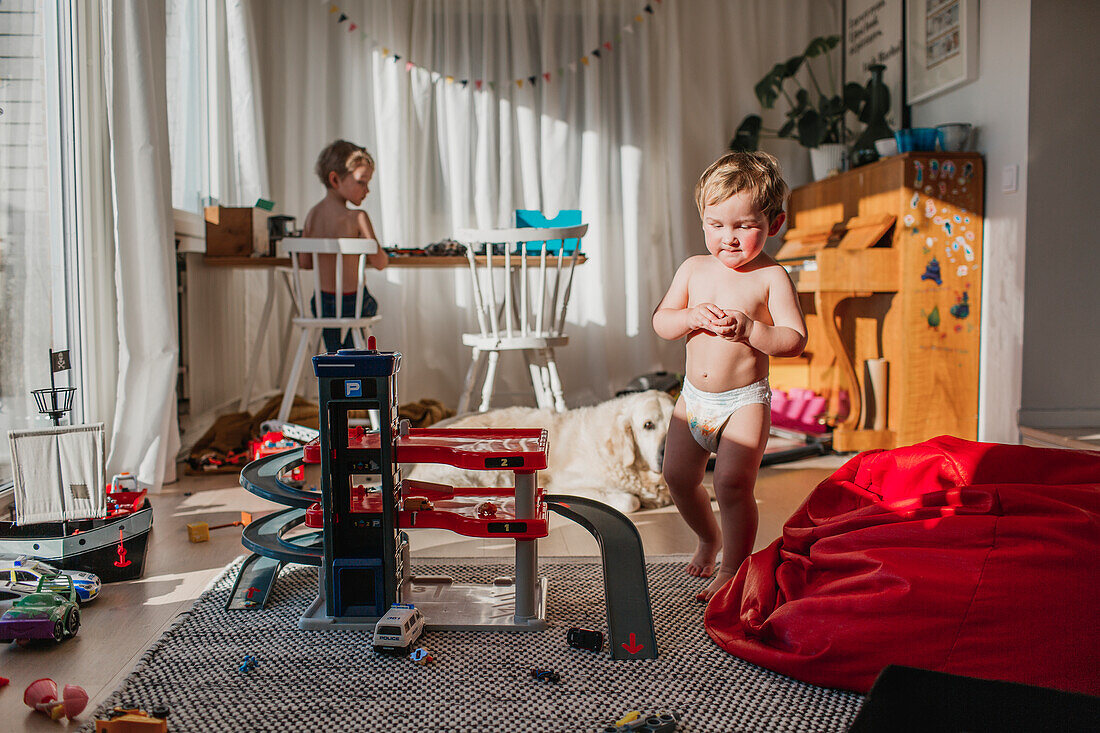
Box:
[704,436,1100,695]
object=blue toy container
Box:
[894,128,943,153]
[515,209,583,255]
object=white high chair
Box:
[277,238,382,422]
[453,223,588,413]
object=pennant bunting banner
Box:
[316,0,662,90]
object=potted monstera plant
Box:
[730,35,869,180]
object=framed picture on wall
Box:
[844,0,907,129]
[906,0,980,103]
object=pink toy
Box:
[23,678,88,720]
[770,388,830,433]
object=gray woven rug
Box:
[82,557,863,732]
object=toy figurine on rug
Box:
[653,151,807,602]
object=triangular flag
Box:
[406,61,414,71]
[394,54,401,61]
[624,23,634,33]
[383,47,390,55]
[615,33,622,42]
[338,12,348,22]
[604,41,612,51]
[581,56,589,66]
[489,81,496,90]
[516,79,523,88]
[348,23,356,31]
[635,14,643,22]
[568,62,577,72]
[645,5,654,13]
[460,79,468,87]
[558,66,565,75]
[360,31,366,39]
[329,6,339,13]
[543,72,551,82]
[475,80,483,90]
[445,76,454,84]
[592,49,601,58]
[431,72,441,82]
[528,75,537,85]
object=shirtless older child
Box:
[300,140,389,352]
[653,151,807,602]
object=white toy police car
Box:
[372,603,425,654]
[0,555,101,604]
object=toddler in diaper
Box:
[652,152,807,602]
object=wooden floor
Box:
[0,455,844,730]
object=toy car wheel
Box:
[52,618,65,642]
[66,607,81,637]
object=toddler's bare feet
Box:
[686,540,720,577]
[695,567,736,603]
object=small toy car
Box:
[602,711,681,732]
[372,603,425,654]
[0,576,81,643]
[0,555,100,603]
[96,707,168,732]
[567,626,604,652]
[402,496,434,511]
[476,501,498,518]
[530,668,561,683]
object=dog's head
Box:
[609,390,675,475]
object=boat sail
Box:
[8,424,106,524]
[1,424,151,582]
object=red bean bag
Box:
[705,436,1100,695]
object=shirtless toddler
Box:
[652,151,807,602]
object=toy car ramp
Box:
[545,494,658,660]
[240,507,322,565]
[226,554,283,610]
[238,448,318,508]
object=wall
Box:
[909,0,1031,443]
[1019,0,1100,428]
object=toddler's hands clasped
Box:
[688,303,731,332]
[712,309,753,343]
[687,304,753,342]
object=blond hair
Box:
[694,151,788,223]
[315,140,375,188]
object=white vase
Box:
[809,143,846,181]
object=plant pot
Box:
[809,143,846,180]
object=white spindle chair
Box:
[277,238,382,422]
[453,224,588,413]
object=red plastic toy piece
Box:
[250,431,305,481]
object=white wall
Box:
[909,0,1031,443]
[1019,0,1100,429]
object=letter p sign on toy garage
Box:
[345,380,362,397]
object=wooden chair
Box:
[453,223,588,413]
[277,238,382,422]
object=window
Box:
[165,0,210,213]
[0,0,81,482]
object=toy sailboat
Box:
[0,423,152,582]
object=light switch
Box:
[1001,164,1018,193]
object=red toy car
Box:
[249,431,304,482]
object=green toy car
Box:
[0,575,81,643]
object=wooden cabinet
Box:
[773,152,984,451]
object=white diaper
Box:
[682,376,771,454]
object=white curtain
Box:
[101,0,180,489]
[253,0,837,409]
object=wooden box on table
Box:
[773,152,984,452]
[204,206,269,257]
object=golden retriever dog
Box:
[406,391,675,514]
